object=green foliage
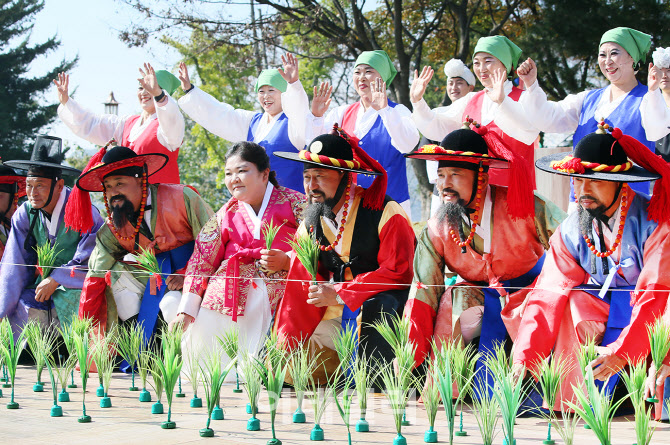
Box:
[0,319,28,403]
[71,327,93,414]
[289,340,321,413]
[469,381,500,445]
[0,0,77,159]
[577,336,599,379]
[486,344,529,445]
[216,325,239,361]
[91,327,117,396]
[288,230,320,282]
[261,220,285,251]
[41,331,65,405]
[199,346,237,426]
[622,359,656,445]
[532,353,572,412]
[254,332,291,441]
[34,241,62,278]
[648,318,670,373]
[137,347,153,391]
[23,319,57,384]
[331,327,358,445]
[183,343,203,397]
[152,327,185,422]
[566,367,628,445]
[238,350,263,417]
[308,376,333,426]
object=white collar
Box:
[41,186,67,237]
[241,182,274,239]
[252,112,284,143]
[128,113,157,142]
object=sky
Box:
[27,0,183,150]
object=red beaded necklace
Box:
[103,171,149,242]
[583,186,629,258]
[311,175,353,252]
[449,166,485,248]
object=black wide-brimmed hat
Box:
[405,127,509,169]
[4,135,81,177]
[536,131,660,183]
[275,124,387,211]
[0,163,26,197]
[76,146,168,192]
[274,134,382,176]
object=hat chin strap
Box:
[464,161,484,209]
[602,182,624,215]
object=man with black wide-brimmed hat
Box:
[273,125,416,372]
[0,136,104,336]
[402,122,565,392]
[0,162,26,259]
[72,145,212,344]
[506,123,670,411]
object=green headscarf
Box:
[473,36,523,74]
[254,69,288,93]
[354,50,398,85]
[600,27,652,64]
[155,70,180,96]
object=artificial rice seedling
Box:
[451,341,478,437]
[41,331,65,416]
[34,240,62,278]
[331,326,358,445]
[137,346,153,402]
[254,332,290,445]
[0,319,28,408]
[622,358,656,445]
[469,378,500,445]
[198,345,238,437]
[72,327,94,422]
[576,336,599,378]
[91,326,117,408]
[419,363,441,443]
[23,319,57,391]
[288,340,321,423]
[486,344,529,445]
[308,373,334,440]
[217,325,243,393]
[238,350,263,431]
[433,341,461,445]
[550,400,580,445]
[148,352,165,413]
[183,341,203,408]
[262,220,285,250]
[646,318,670,402]
[54,353,77,403]
[288,230,320,282]
[116,321,144,391]
[566,367,628,445]
[134,245,163,293]
[532,353,572,444]
[151,326,184,428]
[351,350,372,432]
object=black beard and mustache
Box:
[435,188,468,230]
[577,196,607,238]
[305,174,348,230]
[109,195,137,230]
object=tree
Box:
[0,0,77,160]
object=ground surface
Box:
[1,365,669,444]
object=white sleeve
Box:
[517,81,586,134]
[377,104,420,153]
[178,86,256,142]
[490,96,540,145]
[154,95,185,151]
[307,105,345,142]
[281,80,310,149]
[57,98,126,146]
[177,292,202,319]
[640,88,670,141]
[411,96,470,141]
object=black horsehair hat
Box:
[4,135,81,178]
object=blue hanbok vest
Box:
[248,112,305,193]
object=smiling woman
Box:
[177,53,309,193]
[167,141,305,372]
[516,26,670,202]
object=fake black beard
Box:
[110,198,136,230]
[304,202,336,231]
[577,203,607,237]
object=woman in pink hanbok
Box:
[168,141,305,365]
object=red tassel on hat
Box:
[332,124,387,211]
[64,142,112,233]
[472,125,534,220]
[611,127,670,223]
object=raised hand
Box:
[53,72,70,105]
[178,61,192,91]
[409,66,434,103]
[648,62,661,92]
[485,68,507,104]
[278,52,299,84]
[516,58,537,89]
[138,62,162,97]
[370,77,388,111]
[311,81,333,117]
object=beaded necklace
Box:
[449,166,485,248]
[103,171,148,242]
[311,175,353,252]
[583,186,629,258]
